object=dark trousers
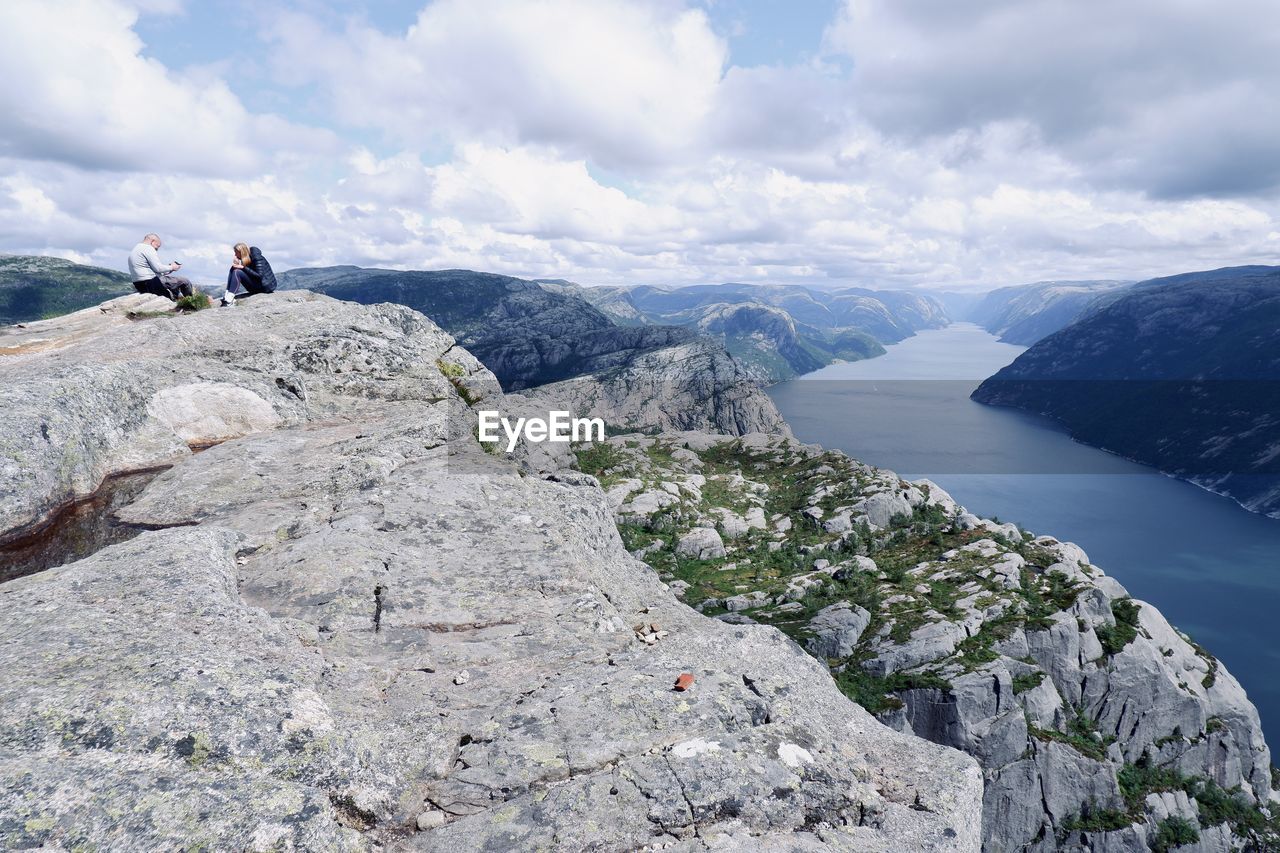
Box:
[134,275,194,300]
[227,268,268,297]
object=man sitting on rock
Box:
[128,233,194,300]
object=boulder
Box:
[805,602,871,660]
[712,508,750,540]
[858,490,913,528]
[723,591,770,612]
[618,488,678,519]
[675,527,727,560]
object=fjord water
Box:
[768,322,1280,747]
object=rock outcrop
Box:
[0,293,981,851]
[579,433,1278,851]
[276,266,788,436]
[524,336,792,437]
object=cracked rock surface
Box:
[0,293,980,851]
[578,433,1277,851]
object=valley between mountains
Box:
[0,276,1277,851]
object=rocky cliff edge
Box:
[0,293,979,851]
[579,433,1277,851]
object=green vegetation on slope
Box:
[0,256,132,325]
[577,432,1278,849]
[574,435,1081,714]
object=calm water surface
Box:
[768,322,1280,747]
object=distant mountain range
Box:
[546,281,949,382]
[0,257,956,386]
[967,279,1134,345]
[277,266,789,435]
[973,265,1280,517]
[10,254,1280,518]
[0,255,132,325]
[278,266,699,391]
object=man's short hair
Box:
[143,233,159,243]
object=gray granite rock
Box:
[675,526,727,561]
[586,434,1277,852]
[0,294,981,851]
[0,292,497,537]
[712,507,750,540]
[856,489,914,528]
[524,337,791,437]
[806,602,871,660]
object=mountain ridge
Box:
[558,280,943,382]
[967,279,1135,345]
[276,265,788,436]
[0,255,133,325]
[0,288,1274,850]
[972,265,1280,518]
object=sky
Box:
[1,0,1279,292]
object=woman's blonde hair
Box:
[233,243,251,265]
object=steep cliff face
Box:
[579,433,1278,851]
[823,288,949,342]
[685,302,885,383]
[0,293,981,851]
[967,280,1133,345]
[972,266,1280,518]
[524,336,793,437]
[692,302,827,381]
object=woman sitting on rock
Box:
[221,242,279,306]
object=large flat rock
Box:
[0,294,981,850]
[0,291,495,537]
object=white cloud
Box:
[0,0,1278,293]
[0,0,331,176]
[825,0,1280,198]
[5,128,1279,292]
[269,0,728,170]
